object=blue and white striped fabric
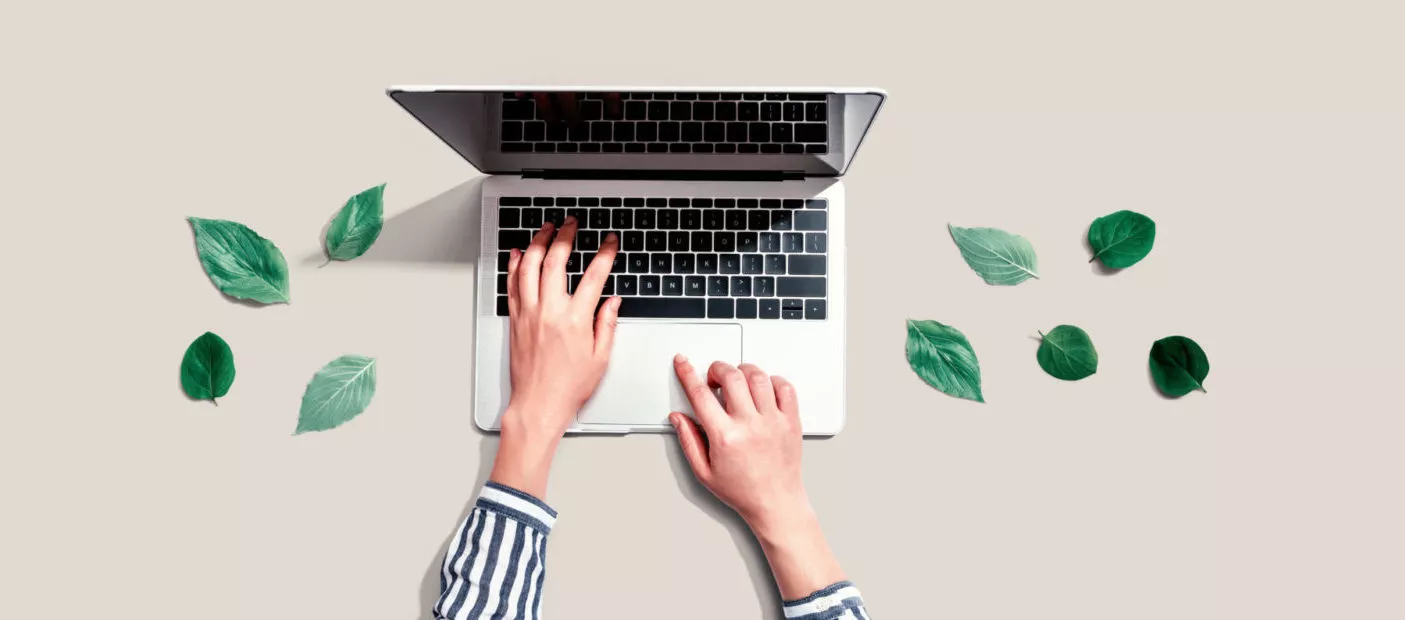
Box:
[433,482,871,619]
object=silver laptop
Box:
[387,86,885,435]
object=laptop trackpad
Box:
[577,322,742,427]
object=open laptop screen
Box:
[387,87,885,177]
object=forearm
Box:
[750,504,871,618]
[488,406,565,498]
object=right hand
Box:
[668,356,812,535]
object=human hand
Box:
[668,357,811,536]
[492,217,620,496]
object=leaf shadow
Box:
[661,435,785,620]
[415,433,498,620]
[185,221,293,308]
[303,177,486,267]
[1081,235,1121,276]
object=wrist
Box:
[744,498,820,548]
[490,406,565,498]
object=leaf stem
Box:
[318,259,332,269]
[211,397,219,407]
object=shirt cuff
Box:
[477,481,559,534]
[782,581,864,618]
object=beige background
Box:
[2,1,1402,618]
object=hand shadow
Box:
[415,433,498,620]
[661,435,784,620]
[304,176,486,266]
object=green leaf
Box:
[1088,210,1156,269]
[948,224,1039,286]
[1037,325,1098,381]
[324,183,386,262]
[188,217,290,304]
[296,355,378,434]
[181,332,235,404]
[905,319,984,402]
[1149,336,1210,397]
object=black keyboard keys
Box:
[736,298,758,319]
[623,230,644,251]
[755,276,775,297]
[742,255,763,274]
[635,209,656,229]
[628,253,649,273]
[499,207,521,228]
[715,232,736,252]
[765,254,786,274]
[618,298,706,318]
[674,253,695,273]
[663,276,683,296]
[778,277,825,297]
[795,123,827,143]
[730,276,752,296]
[795,211,827,231]
[616,275,638,295]
[647,231,667,252]
[685,276,706,296]
[788,255,826,275]
[708,276,729,296]
[748,210,769,231]
[725,210,747,230]
[613,209,633,229]
[782,299,804,320]
[691,231,712,252]
[737,232,758,253]
[499,230,531,250]
[577,230,599,252]
[640,275,660,296]
[708,298,734,319]
[669,232,690,252]
[805,299,826,320]
[703,210,726,230]
[681,209,702,229]
[522,208,544,229]
[697,253,719,274]
[760,232,781,253]
[759,298,781,319]
[651,253,672,273]
[589,208,611,229]
[806,232,827,253]
[658,209,679,229]
[783,232,804,253]
[720,253,741,274]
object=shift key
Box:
[777,277,826,297]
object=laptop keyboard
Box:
[495,196,829,320]
[499,92,830,155]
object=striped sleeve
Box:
[783,581,871,619]
[433,482,557,620]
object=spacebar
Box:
[616,298,707,318]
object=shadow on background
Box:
[305,177,486,267]
[416,434,497,620]
[1082,235,1120,276]
[662,436,784,620]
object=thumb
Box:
[593,296,621,359]
[670,412,711,483]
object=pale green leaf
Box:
[948,224,1039,286]
[180,331,235,404]
[325,183,386,262]
[1036,325,1098,381]
[905,319,984,402]
[188,217,290,304]
[296,355,378,434]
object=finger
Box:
[573,232,619,313]
[593,296,621,359]
[708,361,756,417]
[674,354,727,432]
[670,412,712,484]
[541,216,578,303]
[517,222,555,307]
[737,363,778,414]
[533,92,557,123]
[505,248,522,317]
[555,92,579,125]
[772,375,801,423]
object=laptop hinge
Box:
[522,169,806,182]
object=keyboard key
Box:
[733,298,756,319]
[755,276,775,296]
[544,207,565,227]
[669,232,690,252]
[611,251,627,273]
[635,209,656,229]
[693,102,715,121]
[588,208,610,229]
[737,232,758,252]
[782,298,805,320]
[795,123,827,143]
[759,298,780,319]
[673,252,695,273]
[663,276,683,296]
[612,122,636,141]
[616,275,638,295]
[613,209,633,229]
[651,253,672,273]
[603,143,624,153]
[685,275,706,296]
[502,121,524,141]
[760,232,781,253]
[716,102,737,120]
[725,210,747,230]
[704,122,725,142]
[500,196,531,206]
[647,231,667,251]
[761,144,782,153]
[708,276,729,296]
[637,123,659,142]
[523,121,546,142]
[698,253,719,274]
[498,251,511,271]
[730,276,751,296]
[771,210,793,230]
[580,100,603,121]
[726,122,748,142]
[499,230,531,249]
[703,210,725,230]
[772,123,793,143]
[749,123,771,142]
[671,101,691,120]
[557,143,580,153]
[783,102,803,121]
[669,143,689,153]
[720,253,741,274]
[760,199,781,209]
[739,102,759,121]
[715,232,736,252]
[547,124,568,141]
[660,122,681,141]
[591,122,611,141]
[795,211,827,231]
[640,198,659,207]
[788,255,825,275]
[691,231,712,252]
[805,299,826,320]
[602,197,623,207]
[711,198,730,209]
[765,254,786,274]
[668,198,689,208]
[569,124,590,142]
[522,208,544,228]
[748,210,769,231]
[648,101,669,120]
[783,232,804,253]
[783,199,804,210]
[716,144,737,154]
[640,275,660,295]
[708,298,735,319]
[806,232,827,253]
[778,277,825,297]
[783,144,804,153]
[623,230,644,251]
[497,273,508,294]
[618,298,706,318]
[806,199,827,209]
[648,143,667,153]
[497,295,510,316]
[566,252,583,273]
[628,253,649,273]
[601,274,615,296]
[499,207,521,228]
[681,209,702,229]
[761,102,781,121]
[682,122,703,142]
[740,144,760,153]
[658,209,679,229]
[626,101,647,120]
[502,99,534,120]
[765,93,786,100]
[742,255,763,274]
[805,101,826,122]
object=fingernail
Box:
[605,232,618,242]
[565,215,577,225]
[674,353,687,364]
[669,414,679,428]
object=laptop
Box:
[387,86,885,435]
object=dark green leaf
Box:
[188,217,290,304]
[296,355,378,434]
[1149,336,1210,397]
[1088,210,1156,269]
[181,332,235,404]
[324,183,386,262]
[1037,325,1098,381]
[905,319,984,402]
[948,224,1039,286]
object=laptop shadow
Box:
[304,177,486,267]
